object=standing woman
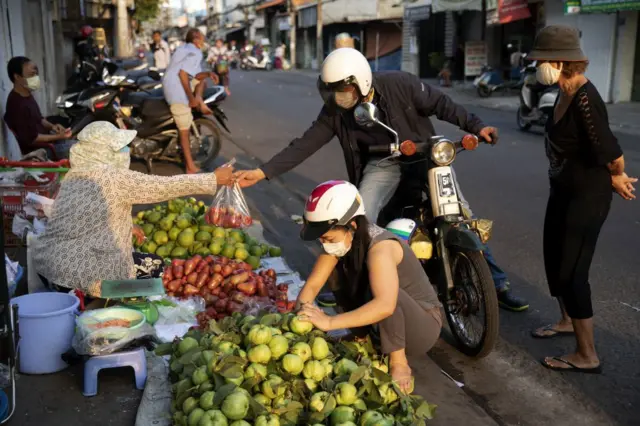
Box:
[208,38,231,95]
[528,26,637,373]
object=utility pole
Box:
[289,0,297,69]
[115,0,132,58]
[316,0,323,68]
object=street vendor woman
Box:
[32,121,234,297]
[295,180,442,393]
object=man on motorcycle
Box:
[235,48,528,311]
[163,28,219,174]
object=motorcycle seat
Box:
[140,98,172,119]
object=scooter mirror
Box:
[354,102,379,127]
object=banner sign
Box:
[498,0,532,24]
[432,0,482,13]
[404,5,431,21]
[580,0,640,12]
[464,41,487,77]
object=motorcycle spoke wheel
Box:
[445,250,499,358]
[191,118,221,167]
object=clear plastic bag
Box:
[72,309,158,356]
[206,161,252,228]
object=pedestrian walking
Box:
[528,25,637,373]
[151,30,171,69]
[208,38,231,96]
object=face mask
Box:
[26,75,41,91]
[334,91,358,110]
[322,232,352,257]
[536,62,562,85]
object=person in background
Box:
[296,180,442,392]
[151,30,171,69]
[274,43,285,69]
[207,38,231,96]
[509,44,524,80]
[437,60,453,87]
[528,26,637,373]
[335,33,355,50]
[4,56,73,158]
[32,121,235,298]
[163,28,219,174]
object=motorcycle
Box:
[72,79,229,173]
[516,61,558,131]
[474,65,524,98]
[354,102,499,358]
[240,52,273,71]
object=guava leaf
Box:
[242,376,262,391]
[333,374,349,384]
[348,365,368,385]
[248,397,268,417]
[340,341,360,357]
[154,342,173,356]
[321,377,336,392]
[207,320,224,335]
[211,383,236,407]
[184,329,203,341]
[217,364,244,379]
[371,367,392,384]
[178,347,203,365]
[308,412,325,424]
[320,395,337,417]
[272,400,303,415]
[211,372,225,390]
[416,401,437,420]
[217,355,247,371]
[181,364,196,378]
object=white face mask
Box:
[536,62,562,85]
[334,91,358,109]
[322,232,352,257]
[26,75,41,91]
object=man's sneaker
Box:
[316,291,337,307]
[497,289,529,312]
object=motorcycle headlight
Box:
[431,140,456,166]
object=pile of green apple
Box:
[132,198,281,265]
[161,312,436,426]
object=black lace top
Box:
[544,81,623,194]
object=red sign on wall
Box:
[499,0,532,24]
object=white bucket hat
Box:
[71,121,137,169]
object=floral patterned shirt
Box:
[32,166,217,296]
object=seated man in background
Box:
[4,56,73,158]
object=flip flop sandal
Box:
[541,357,602,374]
[531,324,575,339]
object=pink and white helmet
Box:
[301,180,366,240]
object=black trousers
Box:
[543,186,611,319]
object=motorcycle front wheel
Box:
[516,106,532,131]
[444,250,499,358]
[191,118,222,168]
[476,85,492,98]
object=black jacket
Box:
[261,71,486,185]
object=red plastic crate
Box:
[0,172,62,247]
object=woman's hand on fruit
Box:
[214,165,235,186]
[612,172,637,200]
[132,225,146,245]
[234,169,266,188]
[298,303,333,331]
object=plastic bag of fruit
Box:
[206,181,252,228]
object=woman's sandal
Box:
[541,357,602,374]
[531,324,575,339]
[390,364,414,393]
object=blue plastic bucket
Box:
[11,292,79,374]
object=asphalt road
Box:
[214,69,640,426]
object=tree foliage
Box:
[134,0,162,23]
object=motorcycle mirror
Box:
[354,102,379,127]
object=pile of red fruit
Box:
[205,206,252,228]
[162,255,294,323]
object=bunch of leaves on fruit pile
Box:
[158,311,436,426]
[133,198,281,264]
[164,255,294,323]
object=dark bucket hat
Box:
[529,25,587,62]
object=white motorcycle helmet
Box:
[301,180,366,241]
[386,218,417,242]
[318,48,373,109]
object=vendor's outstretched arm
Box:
[111,168,218,205]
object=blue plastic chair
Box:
[83,347,147,397]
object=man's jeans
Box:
[358,159,508,292]
[54,139,76,159]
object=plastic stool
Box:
[83,347,147,397]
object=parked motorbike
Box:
[474,65,524,98]
[516,61,558,131]
[240,53,273,71]
[70,78,229,173]
[354,102,499,358]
